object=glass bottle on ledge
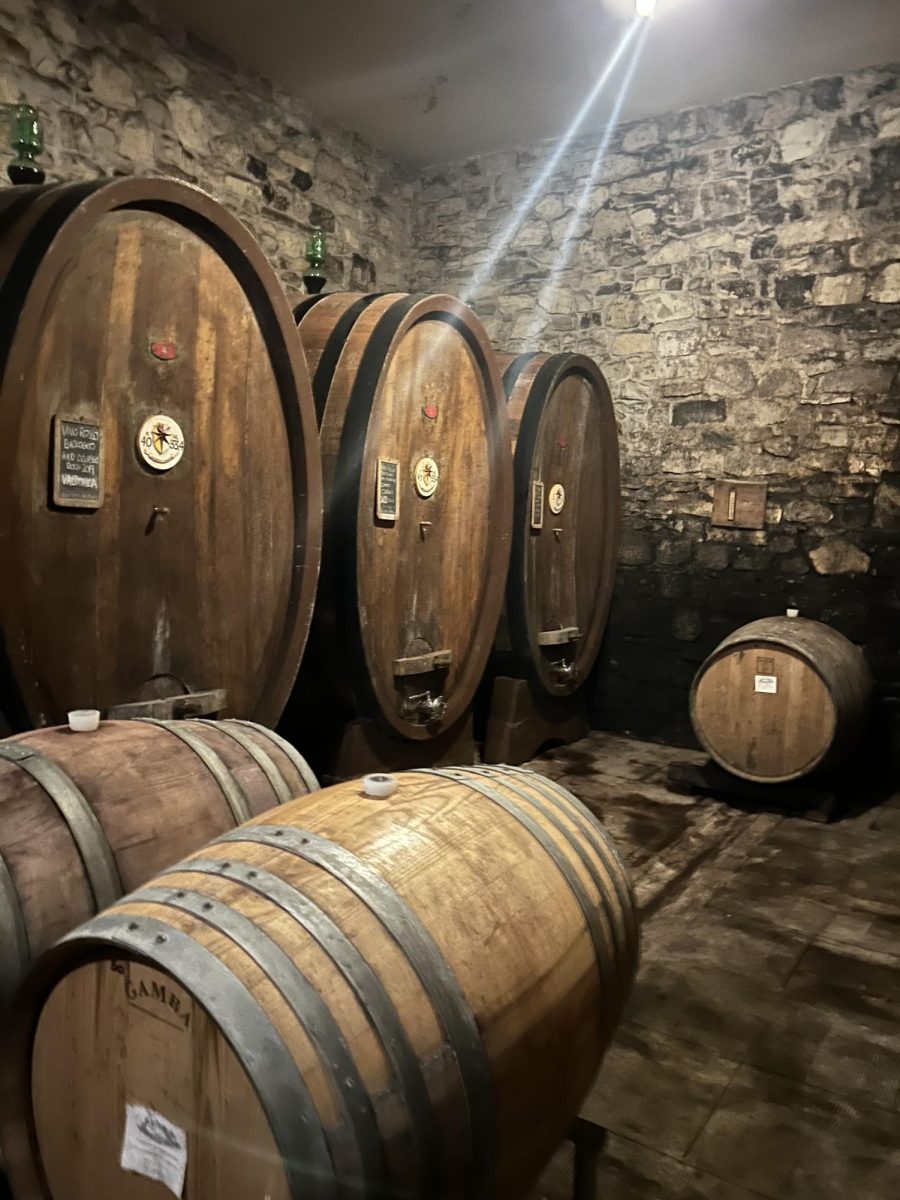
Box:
[303,227,327,295]
[7,104,46,185]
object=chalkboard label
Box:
[531,480,545,529]
[52,417,103,509]
[376,457,399,521]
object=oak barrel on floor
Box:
[690,616,873,782]
[497,351,620,695]
[0,718,317,1006]
[294,293,513,740]
[0,177,322,731]
[1,765,638,1200]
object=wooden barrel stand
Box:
[484,352,620,764]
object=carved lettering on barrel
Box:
[117,962,192,1031]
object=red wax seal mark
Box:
[423,404,438,420]
[558,434,568,449]
[150,340,177,361]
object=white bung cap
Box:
[362,773,398,798]
[68,709,101,732]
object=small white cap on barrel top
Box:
[68,709,100,732]
[786,608,800,618]
[362,773,397,798]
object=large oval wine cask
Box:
[1,765,638,1200]
[0,718,317,1006]
[690,616,873,782]
[498,352,620,695]
[0,177,322,731]
[294,293,513,740]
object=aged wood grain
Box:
[0,178,322,730]
[295,294,513,740]
[497,352,620,697]
[690,617,873,782]
[0,718,317,1006]
[2,766,638,1200]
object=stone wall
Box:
[0,0,415,297]
[413,63,900,748]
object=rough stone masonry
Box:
[0,0,415,297]
[413,63,900,748]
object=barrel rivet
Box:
[202,901,213,911]
[154,934,166,944]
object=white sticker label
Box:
[120,1103,187,1197]
[754,674,778,694]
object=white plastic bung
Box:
[786,608,800,618]
[362,773,398,798]
[68,709,101,732]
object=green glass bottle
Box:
[7,104,46,185]
[303,227,327,294]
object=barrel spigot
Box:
[551,659,578,684]
[403,690,447,724]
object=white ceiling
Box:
[156,0,900,166]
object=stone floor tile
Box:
[688,1065,900,1200]
[531,1133,766,1200]
[580,1022,741,1158]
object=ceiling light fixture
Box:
[635,0,657,17]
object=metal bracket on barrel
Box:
[394,650,451,724]
[106,688,227,721]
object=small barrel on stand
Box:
[690,615,873,783]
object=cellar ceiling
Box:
[153,0,900,165]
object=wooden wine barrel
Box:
[1,765,638,1200]
[498,352,620,695]
[0,177,323,731]
[294,293,513,739]
[690,616,873,782]
[0,718,317,1007]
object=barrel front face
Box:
[0,178,322,730]
[305,294,513,739]
[689,615,878,782]
[3,766,638,1200]
[0,718,317,1007]
[504,353,620,696]
[692,641,837,781]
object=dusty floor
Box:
[526,732,900,1200]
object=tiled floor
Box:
[526,733,900,1200]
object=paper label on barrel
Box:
[754,674,778,694]
[52,417,103,509]
[414,456,439,498]
[120,1103,187,1197]
[548,483,565,515]
[137,414,185,471]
